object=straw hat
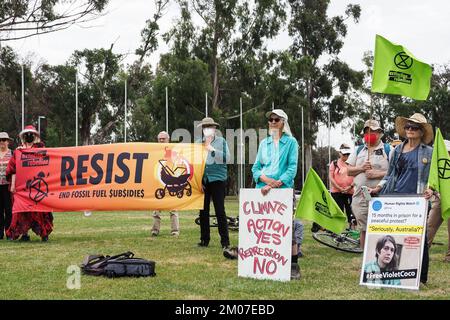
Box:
[0,132,13,141]
[19,125,40,139]
[395,113,433,144]
[197,117,220,128]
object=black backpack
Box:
[80,251,156,278]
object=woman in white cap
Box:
[6,125,53,242]
[0,132,13,240]
[369,113,434,284]
[251,109,301,280]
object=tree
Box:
[287,0,363,177]
[0,0,108,42]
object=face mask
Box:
[203,128,215,137]
[364,133,378,145]
[24,133,35,143]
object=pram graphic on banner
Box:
[360,196,428,290]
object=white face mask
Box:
[203,128,215,137]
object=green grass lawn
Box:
[0,198,449,300]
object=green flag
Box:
[371,34,432,100]
[295,168,347,234]
[428,128,450,220]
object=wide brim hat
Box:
[395,113,433,144]
[360,119,383,135]
[0,132,13,141]
[19,125,40,139]
[197,117,220,128]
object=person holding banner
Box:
[251,109,301,280]
[196,117,232,252]
[151,131,180,237]
[369,113,433,284]
[6,125,53,242]
[0,132,13,240]
[346,120,390,249]
[426,139,450,263]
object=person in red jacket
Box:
[6,125,53,242]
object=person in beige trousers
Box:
[151,131,180,237]
[427,139,450,262]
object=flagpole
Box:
[21,65,25,130]
[240,97,244,190]
[206,92,208,117]
[124,78,127,143]
[165,86,169,132]
[328,105,331,191]
[301,105,305,186]
[75,70,78,147]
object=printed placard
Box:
[360,196,428,290]
[238,188,293,282]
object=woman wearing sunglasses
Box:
[368,113,433,285]
[251,109,301,280]
[0,132,13,240]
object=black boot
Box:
[197,240,209,247]
[19,234,30,242]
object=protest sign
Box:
[360,196,428,290]
[12,143,206,213]
[238,188,293,282]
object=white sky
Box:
[6,0,450,150]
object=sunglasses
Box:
[0,139,8,142]
[404,124,421,131]
[268,118,281,123]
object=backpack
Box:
[80,251,156,278]
[356,143,391,161]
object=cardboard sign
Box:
[238,188,293,282]
[360,196,428,290]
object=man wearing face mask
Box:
[346,120,390,249]
[196,117,232,252]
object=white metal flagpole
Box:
[240,97,244,190]
[75,70,78,147]
[205,92,208,117]
[301,105,305,186]
[21,65,24,130]
[328,105,331,190]
[166,87,169,132]
[124,78,127,143]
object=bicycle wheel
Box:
[312,231,363,253]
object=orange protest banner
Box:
[12,143,207,213]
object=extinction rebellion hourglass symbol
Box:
[26,172,49,204]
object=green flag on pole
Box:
[295,168,347,234]
[371,34,432,100]
[428,128,450,220]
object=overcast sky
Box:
[6,0,450,149]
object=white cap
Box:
[444,139,450,152]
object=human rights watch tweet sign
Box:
[12,143,207,213]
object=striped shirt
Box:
[0,149,12,185]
